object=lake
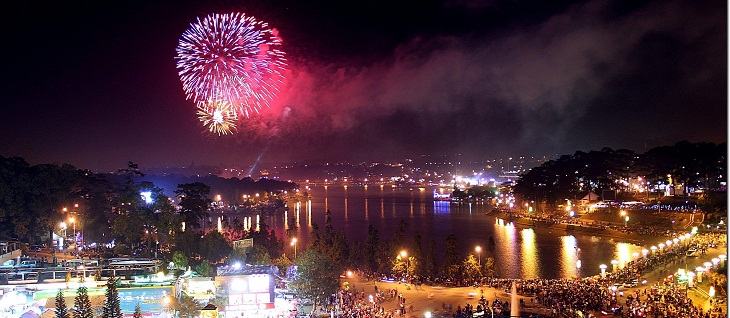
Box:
[254,185,645,279]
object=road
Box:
[345,278,542,317]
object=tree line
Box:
[513,141,726,211]
[0,157,293,254]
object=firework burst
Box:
[176,12,287,118]
[197,101,238,135]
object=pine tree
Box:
[132,303,143,318]
[55,290,70,318]
[73,287,94,318]
[102,275,123,318]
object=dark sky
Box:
[2,0,726,171]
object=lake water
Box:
[258,186,645,279]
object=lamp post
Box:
[475,245,482,267]
[399,250,409,281]
[624,215,629,227]
[68,217,76,240]
[60,222,67,238]
[290,237,298,259]
[599,264,607,278]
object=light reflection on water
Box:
[560,235,578,278]
[267,186,645,279]
[521,228,540,278]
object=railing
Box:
[0,265,158,285]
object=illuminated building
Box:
[215,265,277,318]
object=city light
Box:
[399,250,408,258]
[140,191,153,204]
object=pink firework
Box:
[176,13,286,117]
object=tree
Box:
[132,304,142,318]
[484,257,496,277]
[55,290,70,318]
[392,255,417,280]
[175,182,212,230]
[247,245,272,265]
[172,294,199,318]
[102,275,122,318]
[200,231,231,263]
[289,249,340,314]
[272,254,293,275]
[194,261,213,276]
[462,254,482,283]
[172,251,188,270]
[73,287,94,318]
[364,225,379,272]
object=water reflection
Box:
[344,197,349,222]
[615,243,633,269]
[282,186,645,279]
[521,228,539,278]
[307,199,312,228]
[560,235,578,278]
[493,220,518,278]
[364,198,369,220]
[434,201,450,214]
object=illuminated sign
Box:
[118,287,172,314]
[232,238,253,251]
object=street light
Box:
[475,245,482,266]
[68,217,76,240]
[290,237,298,259]
[619,210,627,217]
[642,249,649,257]
[599,264,607,278]
[624,215,629,227]
[59,221,67,233]
[398,250,410,282]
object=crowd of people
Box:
[332,287,405,318]
[622,283,711,318]
[332,231,725,318]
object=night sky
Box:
[2,0,726,171]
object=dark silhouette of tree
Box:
[175,182,211,230]
[55,290,70,318]
[290,249,340,314]
[102,275,122,318]
[73,287,93,318]
[132,304,142,318]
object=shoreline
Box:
[491,211,666,245]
